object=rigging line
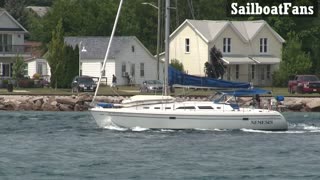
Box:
[92,0,123,104]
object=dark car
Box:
[140,80,163,93]
[72,76,97,93]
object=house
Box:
[169,19,285,86]
[24,41,51,81]
[64,36,164,86]
[0,8,31,78]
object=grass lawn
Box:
[0,85,319,97]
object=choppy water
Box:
[0,111,320,180]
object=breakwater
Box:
[0,94,319,112]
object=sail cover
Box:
[168,66,250,89]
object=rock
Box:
[18,102,34,111]
[56,97,77,105]
[76,94,92,103]
[58,104,73,111]
[28,96,44,103]
[33,100,43,111]
[306,99,320,112]
[3,101,17,111]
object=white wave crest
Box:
[131,126,149,131]
[241,128,305,134]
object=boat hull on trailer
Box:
[90,108,288,131]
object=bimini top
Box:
[220,88,271,96]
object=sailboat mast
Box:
[164,0,170,96]
[92,0,123,103]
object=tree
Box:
[12,55,27,80]
[47,18,65,89]
[204,46,225,79]
[170,59,184,72]
[273,32,312,86]
[4,0,29,28]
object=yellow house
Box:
[169,19,285,86]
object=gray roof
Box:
[172,19,285,43]
[64,36,141,59]
[26,6,50,17]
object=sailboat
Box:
[89,0,288,131]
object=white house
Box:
[64,36,164,86]
[0,8,31,78]
[24,41,51,81]
[169,19,285,86]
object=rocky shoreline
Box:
[0,94,319,112]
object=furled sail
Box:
[168,66,250,89]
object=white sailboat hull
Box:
[90,107,288,131]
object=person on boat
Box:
[112,74,118,90]
[255,94,261,108]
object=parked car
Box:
[71,76,97,93]
[288,75,320,94]
[140,80,163,93]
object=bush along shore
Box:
[0,94,319,112]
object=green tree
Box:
[204,46,225,79]
[170,59,184,72]
[47,18,65,89]
[273,32,312,86]
[12,55,27,80]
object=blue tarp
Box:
[168,66,251,89]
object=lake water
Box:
[0,111,319,179]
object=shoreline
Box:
[0,94,319,112]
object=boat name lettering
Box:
[251,120,273,125]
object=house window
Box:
[140,63,144,77]
[223,38,231,53]
[2,63,11,77]
[236,65,239,79]
[251,65,255,80]
[121,63,126,76]
[185,38,190,53]
[36,62,47,75]
[131,45,135,53]
[260,38,268,53]
[267,65,271,79]
[101,62,105,76]
[130,64,135,77]
[0,34,13,52]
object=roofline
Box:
[251,21,285,43]
[1,10,28,33]
[211,21,248,43]
[169,19,209,43]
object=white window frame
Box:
[259,38,268,53]
[185,38,190,53]
[223,38,231,53]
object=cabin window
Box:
[101,62,105,76]
[217,107,221,109]
[266,65,271,79]
[251,65,255,80]
[143,107,149,109]
[198,106,213,109]
[235,65,239,79]
[140,63,144,77]
[154,107,160,109]
[260,38,268,53]
[185,38,190,53]
[176,106,195,109]
[223,38,231,53]
[131,45,135,52]
[165,107,171,109]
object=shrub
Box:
[18,79,34,88]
